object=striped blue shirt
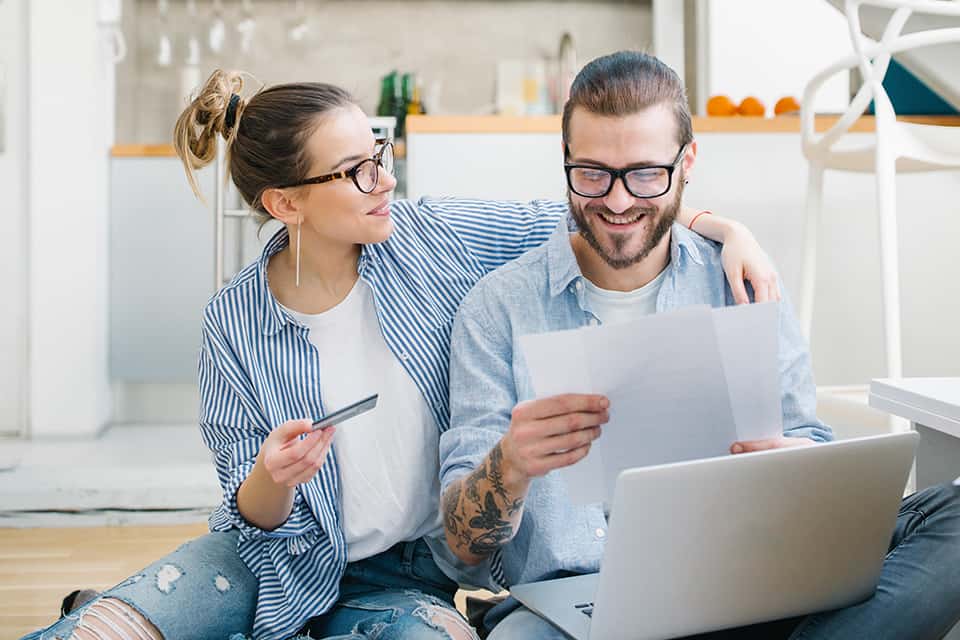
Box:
[197,197,566,639]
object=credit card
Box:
[312,394,379,430]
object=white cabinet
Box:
[407,131,566,202]
[110,157,215,382]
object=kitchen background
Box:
[119,0,654,142]
[1,0,956,444]
[3,9,960,638]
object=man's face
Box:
[565,104,695,270]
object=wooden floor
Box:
[0,523,208,639]
[0,524,487,640]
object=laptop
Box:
[511,432,919,640]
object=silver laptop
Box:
[511,432,919,640]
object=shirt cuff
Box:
[222,463,320,555]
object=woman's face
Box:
[293,103,397,246]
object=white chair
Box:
[800,0,960,380]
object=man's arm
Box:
[439,286,608,566]
[442,395,608,565]
[442,441,526,564]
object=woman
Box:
[23,70,780,640]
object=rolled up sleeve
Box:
[775,290,834,443]
[440,283,517,494]
[198,318,320,552]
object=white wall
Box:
[0,0,29,436]
[702,0,851,115]
[407,129,960,387]
[28,0,112,438]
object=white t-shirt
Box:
[282,278,442,562]
[582,267,668,325]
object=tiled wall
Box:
[117,0,652,142]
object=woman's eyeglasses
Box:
[277,139,395,194]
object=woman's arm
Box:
[237,420,335,531]
[410,197,568,272]
[198,320,334,539]
[677,207,782,304]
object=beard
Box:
[568,176,684,270]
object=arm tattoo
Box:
[468,491,514,555]
[465,463,482,503]
[442,443,526,560]
[442,480,464,537]
[488,443,524,516]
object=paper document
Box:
[519,302,782,504]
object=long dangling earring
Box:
[295,217,302,288]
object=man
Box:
[439,51,960,639]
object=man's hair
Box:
[561,51,693,149]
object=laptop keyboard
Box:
[574,602,595,618]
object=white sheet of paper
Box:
[521,328,605,502]
[712,302,782,442]
[519,303,782,505]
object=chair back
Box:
[801,0,960,162]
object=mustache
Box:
[582,203,657,218]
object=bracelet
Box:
[688,210,713,231]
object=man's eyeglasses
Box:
[564,144,686,199]
[277,139,394,194]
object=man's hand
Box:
[442,393,608,565]
[500,394,610,484]
[730,436,815,454]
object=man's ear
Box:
[261,187,302,226]
[682,139,698,180]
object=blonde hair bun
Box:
[173,69,247,199]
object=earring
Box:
[684,179,689,185]
[295,217,302,288]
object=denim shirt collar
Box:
[545,215,707,298]
[255,226,375,336]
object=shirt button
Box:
[400,352,410,361]
[575,280,584,291]
[595,528,606,539]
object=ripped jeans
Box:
[19,530,477,640]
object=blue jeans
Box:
[20,532,476,640]
[488,483,960,640]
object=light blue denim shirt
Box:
[439,217,833,591]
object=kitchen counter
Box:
[111,114,960,156]
[404,114,960,134]
[112,144,178,157]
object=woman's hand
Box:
[719,221,781,305]
[680,208,781,305]
[259,419,337,488]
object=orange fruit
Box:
[737,96,766,116]
[706,95,738,116]
[774,95,801,115]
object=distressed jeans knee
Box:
[18,531,257,640]
[411,602,480,640]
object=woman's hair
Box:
[173,69,356,224]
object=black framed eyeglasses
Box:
[564,144,686,199]
[277,139,394,193]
